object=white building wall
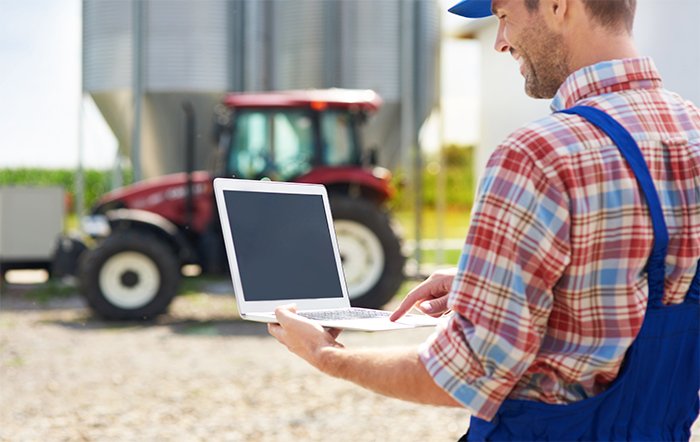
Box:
[475,19,550,179]
[634,0,700,105]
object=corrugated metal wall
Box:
[340,1,401,101]
[145,0,230,91]
[272,1,325,89]
[83,1,132,91]
[82,0,439,178]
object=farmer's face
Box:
[492,0,570,98]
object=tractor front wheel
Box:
[330,196,405,309]
[79,232,180,320]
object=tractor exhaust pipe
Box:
[182,101,196,230]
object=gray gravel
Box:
[1,280,699,442]
[0,282,467,442]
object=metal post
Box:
[401,0,421,275]
[263,1,274,91]
[243,0,259,91]
[436,125,447,265]
[76,96,85,217]
[436,11,446,266]
[111,151,123,190]
[324,0,345,88]
[131,0,145,182]
[412,0,424,272]
[76,2,85,218]
[232,0,246,92]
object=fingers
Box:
[269,304,339,342]
[390,295,418,321]
[390,269,457,321]
[269,304,302,344]
[275,304,297,316]
[390,280,434,321]
[273,304,299,325]
[268,322,283,340]
[326,327,343,340]
[390,279,446,321]
[417,295,450,317]
[267,305,343,367]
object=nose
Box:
[494,20,510,53]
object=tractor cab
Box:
[218,89,381,182]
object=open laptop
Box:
[213,177,439,331]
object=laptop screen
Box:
[222,190,345,301]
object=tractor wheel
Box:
[330,196,405,309]
[79,232,180,320]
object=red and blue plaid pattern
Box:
[420,57,700,421]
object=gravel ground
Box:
[1,278,699,442]
[0,280,467,442]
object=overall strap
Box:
[688,261,700,302]
[559,105,669,307]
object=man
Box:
[269,0,700,439]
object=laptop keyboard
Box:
[298,308,391,321]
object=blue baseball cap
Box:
[448,0,493,18]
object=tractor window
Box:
[273,112,313,178]
[231,112,269,178]
[229,110,313,180]
[321,111,357,166]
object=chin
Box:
[525,80,557,99]
[524,81,541,99]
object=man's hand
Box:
[267,305,343,370]
[390,268,457,321]
[268,305,461,409]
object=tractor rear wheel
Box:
[330,196,405,309]
[79,232,180,320]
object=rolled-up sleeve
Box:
[419,139,571,421]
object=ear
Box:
[541,0,569,30]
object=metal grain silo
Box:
[83,0,235,179]
[82,0,439,179]
[82,0,133,169]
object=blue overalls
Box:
[462,106,700,441]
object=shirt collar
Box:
[550,57,662,111]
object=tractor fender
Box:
[103,208,197,264]
[295,166,394,204]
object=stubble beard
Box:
[518,19,571,99]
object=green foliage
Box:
[23,280,77,304]
[394,208,471,240]
[0,146,475,217]
[391,145,476,212]
[0,168,132,213]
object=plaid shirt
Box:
[420,57,700,421]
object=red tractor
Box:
[76,89,405,320]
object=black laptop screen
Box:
[223,190,344,301]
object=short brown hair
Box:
[581,0,636,34]
[524,0,636,34]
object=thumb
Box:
[419,296,449,316]
[274,304,298,323]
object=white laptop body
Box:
[213,177,439,331]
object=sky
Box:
[0,0,118,169]
[0,0,480,171]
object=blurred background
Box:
[1,1,699,440]
[3,0,698,173]
[1,0,698,266]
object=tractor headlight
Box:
[372,166,392,182]
[81,215,111,237]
